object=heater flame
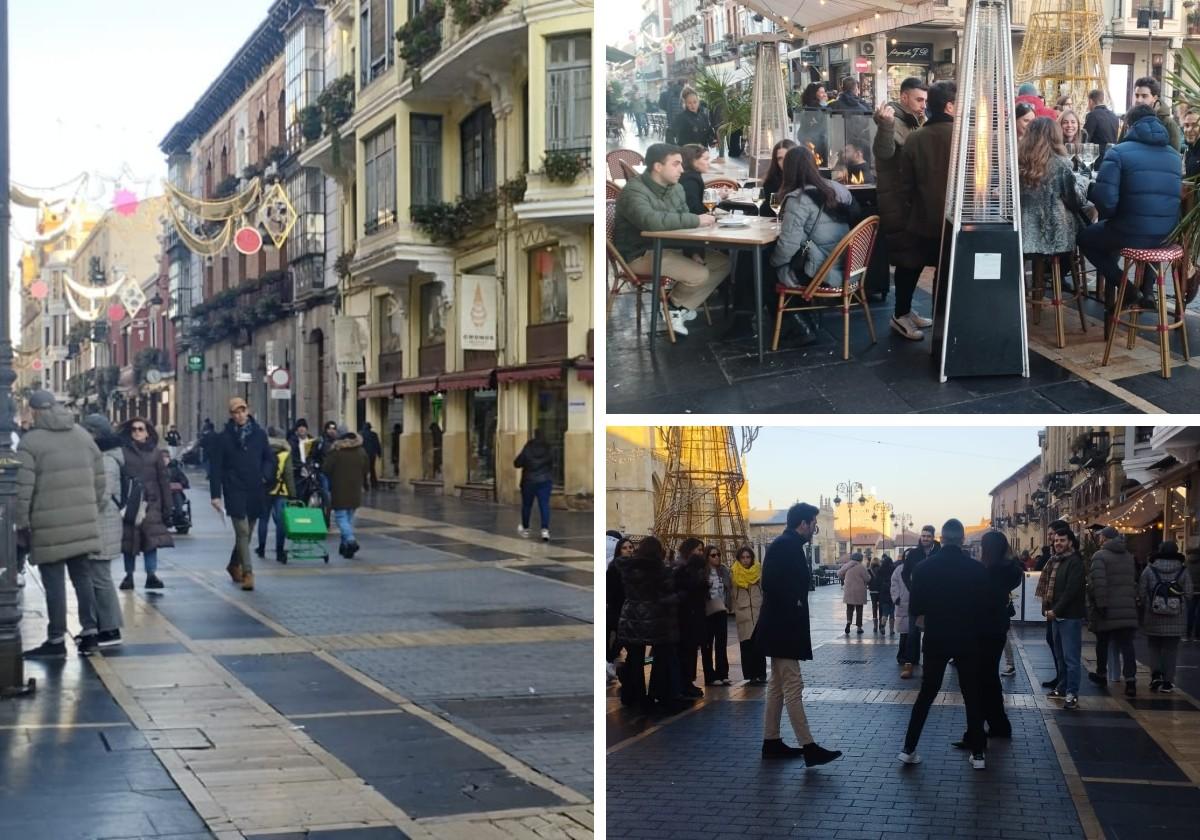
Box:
[974,95,990,209]
[849,170,865,185]
[806,142,824,167]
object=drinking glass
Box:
[768,192,782,225]
[702,188,719,214]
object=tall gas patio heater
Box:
[746,34,790,181]
[935,0,1029,381]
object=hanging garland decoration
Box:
[164,197,236,257]
[62,269,126,301]
[163,178,261,221]
[64,283,105,322]
[162,178,268,257]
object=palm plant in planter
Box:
[1166,47,1200,263]
[693,68,735,158]
[721,86,753,159]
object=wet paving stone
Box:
[1055,710,1189,782]
[217,652,396,716]
[432,607,590,630]
[247,828,410,840]
[513,564,595,588]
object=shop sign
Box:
[460,274,497,351]
[334,315,365,373]
[854,56,872,73]
[233,349,252,383]
[799,48,820,65]
[887,42,933,63]
[187,353,203,372]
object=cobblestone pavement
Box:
[2,475,594,840]
[607,582,1200,839]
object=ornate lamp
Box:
[935,0,1029,381]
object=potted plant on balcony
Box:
[449,0,507,29]
[542,149,589,185]
[396,0,445,82]
[300,105,324,143]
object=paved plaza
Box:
[1,476,594,840]
[606,581,1200,839]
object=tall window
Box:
[546,33,591,152]
[363,123,396,234]
[286,15,325,127]
[287,167,326,260]
[460,106,495,198]
[420,281,445,345]
[529,245,568,324]
[360,0,395,86]
[410,115,442,207]
[236,125,248,173]
[257,111,266,162]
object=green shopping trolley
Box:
[282,500,329,563]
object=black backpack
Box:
[1148,565,1187,616]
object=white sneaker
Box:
[669,312,689,336]
[540,528,550,541]
[907,311,934,329]
[517,525,530,538]
[970,752,986,770]
[890,314,924,341]
[671,306,699,322]
[897,750,922,765]
[1001,666,1016,677]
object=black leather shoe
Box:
[762,738,805,759]
[802,743,843,767]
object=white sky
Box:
[7,0,275,336]
[604,0,648,48]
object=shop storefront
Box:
[885,41,933,102]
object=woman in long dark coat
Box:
[617,536,685,712]
[118,417,174,589]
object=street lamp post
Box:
[834,481,865,560]
[0,0,34,697]
[892,512,914,553]
[870,501,894,539]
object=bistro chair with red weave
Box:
[606,149,643,182]
[605,180,623,201]
[605,199,677,342]
[770,215,881,360]
[1101,244,1190,379]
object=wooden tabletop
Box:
[641,216,780,246]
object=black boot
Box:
[762,738,805,759]
[802,743,843,767]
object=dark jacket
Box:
[208,417,276,520]
[674,556,708,644]
[1048,551,1086,620]
[753,529,813,661]
[607,561,625,632]
[1087,537,1139,631]
[873,101,924,249]
[1083,105,1119,154]
[870,560,896,607]
[668,108,715,147]
[322,434,368,509]
[908,544,989,658]
[829,91,870,114]
[981,559,1024,638]
[898,114,955,257]
[680,169,707,216]
[360,427,382,458]
[1186,141,1200,179]
[1088,116,1182,248]
[901,542,939,590]
[514,438,554,486]
[617,552,674,645]
[118,434,175,556]
[613,171,699,262]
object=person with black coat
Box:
[208,397,277,592]
[607,534,632,682]
[360,422,382,489]
[899,526,939,677]
[514,429,554,541]
[673,538,708,698]
[755,502,842,767]
[759,139,798,218]
[899,519,990,769]
[117,417,175,590]
[617,536,685,712]
[1045,523,1086,709]
[1083,88,1119,160]
[667,86,716,148]
[970,531,1024,742]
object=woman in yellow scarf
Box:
[731,545,767,683]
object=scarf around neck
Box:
[731,560,761,589]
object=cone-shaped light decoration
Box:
[746,35,790,181]
[936,0,1029,381]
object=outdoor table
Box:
[641,216,780,362]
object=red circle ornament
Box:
[30,280,47,299]
[31,358,43,371]
[234,225,263,255]
[107,303,126,322]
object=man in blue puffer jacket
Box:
[1077,104,1182,312]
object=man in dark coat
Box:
[896,81,956,336]
[360,422,382,490]
[755,502,842,766]
[900,518,990,769]
[673,538,708,698]
[874,78,930,339]
[209,397,276,591]
[1046,523,1087,708]
[1077,104,1182,310]
[828,77,871,113]
[1087,526,1139,694]
[1083,88,1119,159]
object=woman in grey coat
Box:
[81,414,125,646]
[118,417,175,589]
[1138,542,1194,692]
[1018,117,1089,265]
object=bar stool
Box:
[1101,244,1190,378]
[1026,253,1087,348]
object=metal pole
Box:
[0,0,34,697]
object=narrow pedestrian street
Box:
[1,476,594,840]
[607,581,1200,839]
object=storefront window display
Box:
[529,245,568,324]
[531,379,566,487]
[421,392,444,480]
[467,389,497,484]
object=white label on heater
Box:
[974,253,1002,280]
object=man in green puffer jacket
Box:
[613,142,730,337]
[15,390,107,659]
[1086,526,1139,694]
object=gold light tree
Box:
[652,426,756,559]
[1016,0,1108,109]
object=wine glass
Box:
[1080,143,1098,171]
[702,188,719,215]
[752,190,766,218]
[768,192,782,225]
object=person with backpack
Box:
[257,426,296,564]
[1138,541,1194,692]
[514,429,554,541]
[117,417,175,590]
